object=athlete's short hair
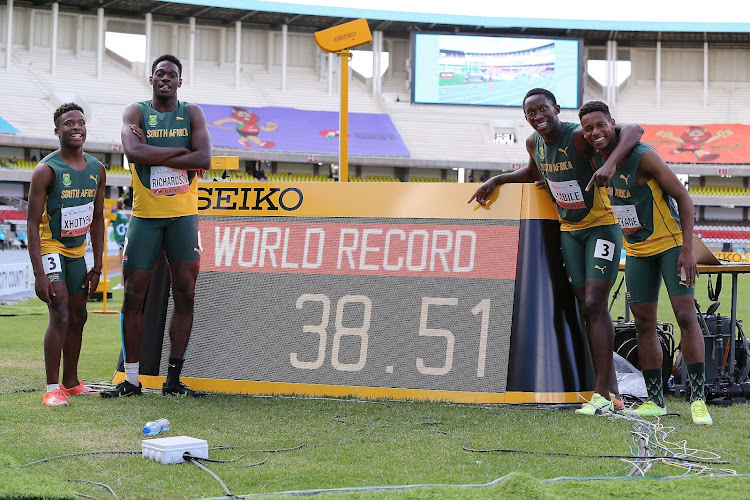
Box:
[579,100,611,120]
[523,88,557,107]
[53,102,84,126]
[152,54,182,76]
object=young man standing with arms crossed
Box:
[102,54,212,398]
[470,88,644,415]
[579,100,711,424]
[28,103,106,406]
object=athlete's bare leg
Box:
[167,260,200,358]
[43,281,70,385]
[60,290,89,388]
[121,268,155,362]
[574,279,616,399]
[671,295,704,364]
[630,302,661,370]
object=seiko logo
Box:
[199,186,304,212]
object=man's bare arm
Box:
[640,149,698,285]
[585,123,645,190]
[160,104,212,171]
[27,164,55,303]
[83,164,107,297]
[468,135,540,205]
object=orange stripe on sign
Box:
[201,220,519,279]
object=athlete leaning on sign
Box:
[469,88,644,416]
[101,54,212,398]
[27,102,106,407]
[579,100,712,425]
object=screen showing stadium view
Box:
[412,33,583,108]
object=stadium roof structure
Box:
[8,0,750,45]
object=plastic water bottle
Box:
[143,418,170,436]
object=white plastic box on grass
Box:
[141,436,208,464]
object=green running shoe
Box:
[691,400,713,425]
[575,393,614,415]
[625,400,667,418]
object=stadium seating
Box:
[695,226,750,242]
[348,175,399,182]
[689,185,750,197]
[0,208,27,222]
[266,173,335,182]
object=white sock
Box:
[47,383,60,393]
[124,362,140,386]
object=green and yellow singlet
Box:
[38,151,100,258]
[131,100,197,218]
[533,122,617,231]
[599,142,682,257]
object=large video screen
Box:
[412,33,583,108]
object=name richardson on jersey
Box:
[198,186,304,212]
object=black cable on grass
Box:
[0,388,38,395]
[233,454,271,468]
[72,492,97,500]
[67,479,120,500]
[330,416,731,466]
[20,450,141,467]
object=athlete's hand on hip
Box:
[468,178,499,206]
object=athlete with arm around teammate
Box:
[579,100,712,425]
[28,103,106,406]
[470,88,644,415]
[101,54,212,399]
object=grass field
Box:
[2,274,750,499]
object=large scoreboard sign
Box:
[113,182,594,403]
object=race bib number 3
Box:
[42,253,62,274]
[594,239,616,261]
[611,205,643,235]
[546,179,586,209]
[61,201,95,237]
[151,166,190,196]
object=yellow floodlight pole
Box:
[339,49,351,182]
[314,19,372,183]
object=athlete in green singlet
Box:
[27,103,106,406]
[579,100,712,425]
[101,54,212,398]
[469,88,644,415]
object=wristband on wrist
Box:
[89,269,102,276]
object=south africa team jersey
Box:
[38,151,100,258]
[599,142,682,257]
[533,122,617,231]
[131,100,197,218]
